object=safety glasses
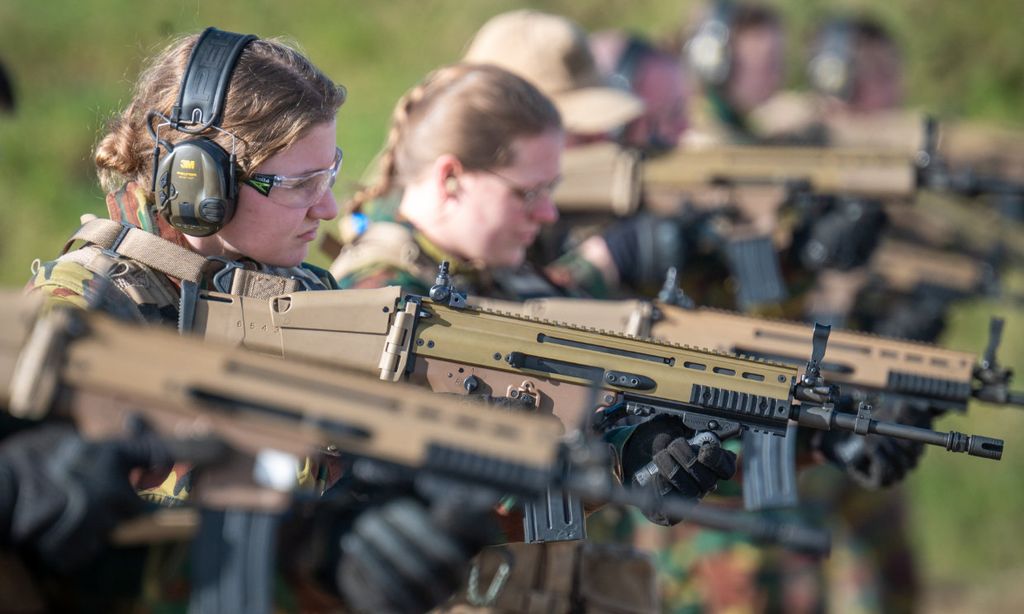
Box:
[242,147,343,208]
[482,168,561,213]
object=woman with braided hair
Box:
[331,61,737,614]
[20,28,488,613]
[333,62,571,297]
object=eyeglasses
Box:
[482,169,561,212]
[242,147,343,208]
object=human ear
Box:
[431,154,464,204]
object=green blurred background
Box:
[1,1,1022,610]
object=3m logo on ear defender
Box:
[179,159,197,170]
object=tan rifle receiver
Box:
[194,286,798,436]
[190,286,1002,462]
[472,296,1024,415]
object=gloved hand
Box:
[601,213,687,291]
[795,196,888,272]
[336,497,494,614]
[617,415,737,525]
[0,422,173,572]
[813,399,932,489]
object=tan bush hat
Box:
[464,10,644,135]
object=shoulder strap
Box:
[63,218,207,283]
[329,222,436,284]
[65,218,306,301]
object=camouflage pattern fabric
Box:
[682,91,760,149]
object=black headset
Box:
[610,35,657,91]
[609,36,679,155]
[684,1,735,87]
[149,27,257,237]
[807,19,854,101]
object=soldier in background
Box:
[680,1,785,147]
[330,14,738,608]
[753,15,905,143]
[752,16,925,614]
[589,30,690,154]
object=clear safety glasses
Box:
[242,147,343,208]
[482,168,561,214]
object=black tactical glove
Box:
[0,422,173,572]
[336,497,494,614]
[618,415,737,525]
[794,196,888,272]
[601,213,687,291]
[814,399,933,489]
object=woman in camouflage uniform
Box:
[22,29,484,613]
[332,62,737,614]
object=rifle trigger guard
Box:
[467,548,514,607]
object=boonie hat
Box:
[464,10,645,135]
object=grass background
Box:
[1,1,1022,610]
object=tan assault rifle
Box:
[556,141,924,310]
[556,141,918,220]
[474,285,1024,414]
[187,266,1002,515]
[556,139,1014,310]
[0,293,838,555]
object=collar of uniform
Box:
[412,229,480,280]
[106,181,192,250]
[361,188,484,283]
[705,90,754,142]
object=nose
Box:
[309,189,339,221]
[531,193,559,225]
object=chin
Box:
[259,248,308,268]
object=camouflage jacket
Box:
[25,183,339,506]
[682,90,761,149]
[19,183,350,612]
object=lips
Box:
[298,226,319,241]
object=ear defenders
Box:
[151,27,257,237]
[611,35,657,91]
[807,19,854,101]
[685,0,735,87]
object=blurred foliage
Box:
[1,0,1022,604]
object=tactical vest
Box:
[37,217,332,326]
